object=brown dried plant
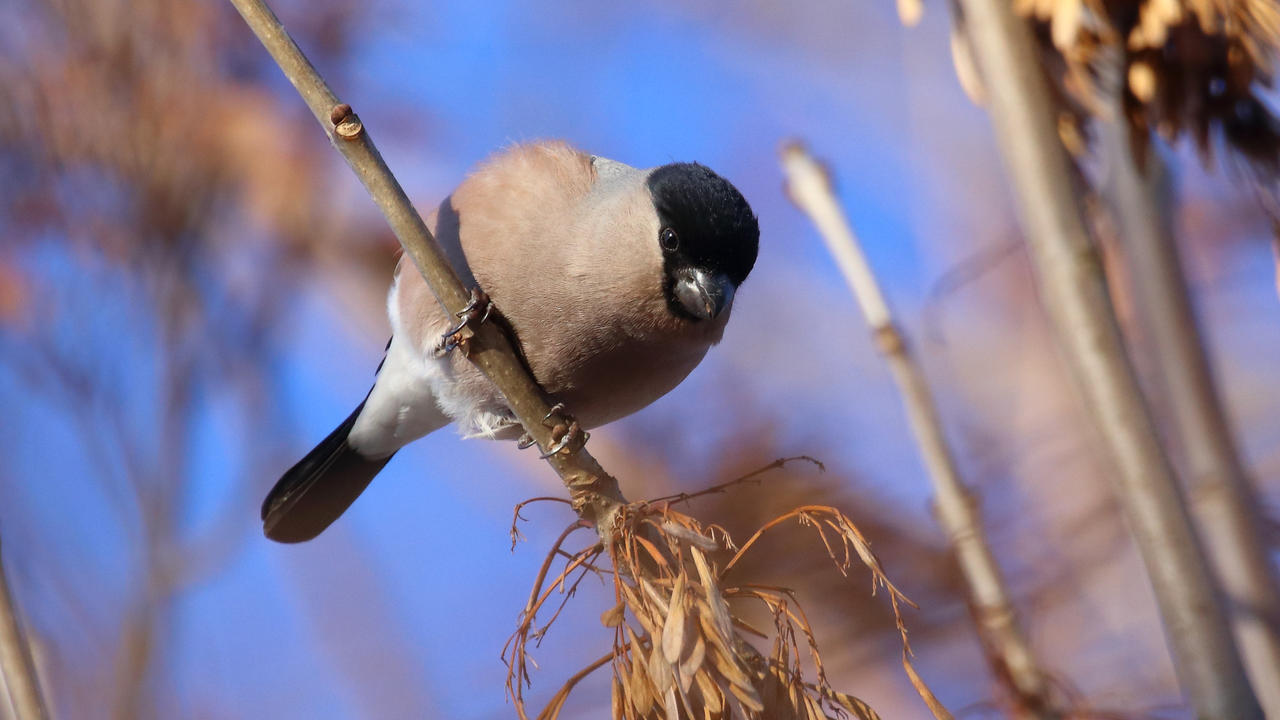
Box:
[943,0,1280,206]
[503,457,953,720]
[1053,0,1278,185]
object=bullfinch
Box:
[263,141,759,542]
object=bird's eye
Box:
[660,227,680,252]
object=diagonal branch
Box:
[1095,49,1280,717]
[781,142,1058,718]
[225,0,626,535]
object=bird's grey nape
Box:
[590,154,637,183]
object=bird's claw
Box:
[514,404,585,456]
[542,403,565,423]
[438,287,493,353]
[539,420,587,459]
[456,287,495,323]
[517,405,585,456]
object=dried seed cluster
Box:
[948,0,1280,195]
[1068,0,1275,179]
[503,459,951,720]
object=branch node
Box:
[334,114,364,141]
[872,323,905,355]
[328,102,352,126]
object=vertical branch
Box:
[781,143,1057,718]
[225,0,626,534]
[0,540,49,720]
[1097,55,1280,717]
[949,0,1263,716]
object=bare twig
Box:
[646,455,825,508]
[1095,52,1280,716]
[949,0,1263,716]
[782,142,1058,717]
[0,539,49,720]
[510,497,574,550]
[225,0,625,537]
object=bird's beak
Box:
[674,268,734,321]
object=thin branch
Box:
[0,539,49,720]
[225,0,626,536]
[949,0,1262,716]
[1095,50,1280,717]
[645,455,825,507]
[520,522,591,619]
[782,141,1057,717]
[510,497,574,550]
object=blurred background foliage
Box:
[1,0,1277,717]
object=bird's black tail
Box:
[262,401,394,543]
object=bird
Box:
[262,141,759,543]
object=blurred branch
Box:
[1096,52,1280,718]
[1272,233,1280,304]
[781,142,1058,718]
[950,0,1263,716]
[0,539,49,720]
[226,0,625,535]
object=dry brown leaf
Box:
[805,691,829,720]
[694,669,725,716]
[728,677,765,713]
[662,572,689,664]
[691,548,736,642]
[602,603,626,628]
[759,665,793,720]
[634,535,670,569]
[611,675,624,719]
[679,632,705,694]
[661,521,719,551]
[663,687,680,719]
[698,613,748,687]
[827,689,883,720]
[640,577,671,618]
[627,629,654,716]
[648,642,673,697]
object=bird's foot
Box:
[437,287,493,354]
[514,404,586,456]
[539,404,587,458]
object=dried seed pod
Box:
[661,573,689,664]
[601,603,626,628]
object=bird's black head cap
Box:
[647,163,759,292]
